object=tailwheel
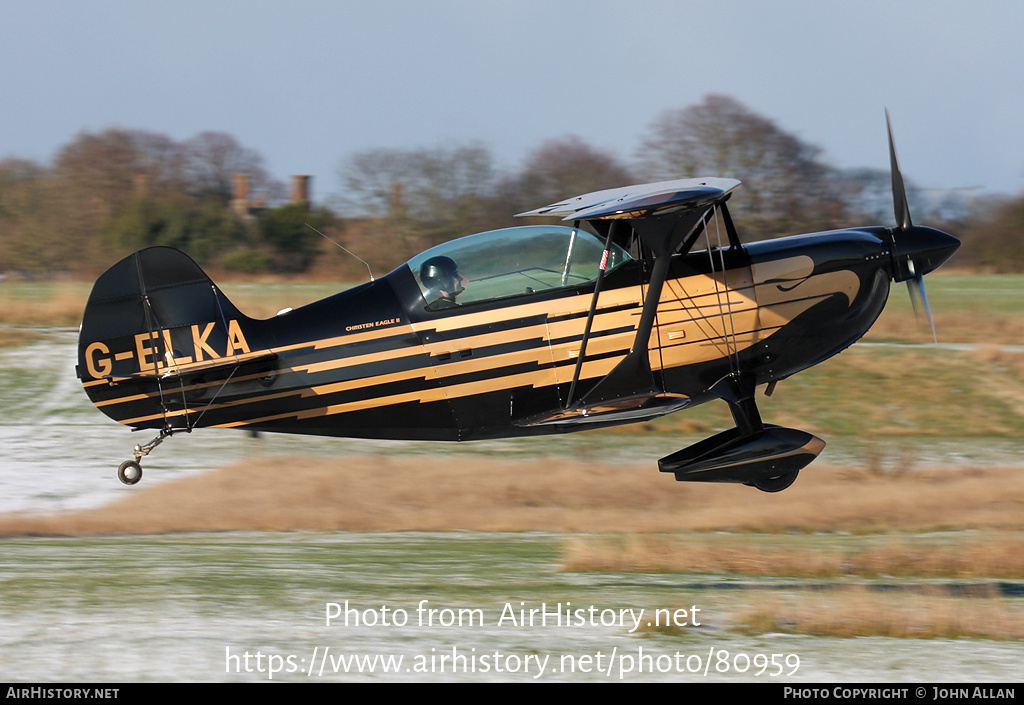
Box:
[751,470,799,493]
[117,460,143,486]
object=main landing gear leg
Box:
[719,373,764,437]
[718,375,801,492]
[117,426,175,485]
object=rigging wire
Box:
[705,206,742,375]
[307,223,375,281]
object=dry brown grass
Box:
[0,327,48,347]
[0,284,88,327]
[1,455,1022,538]
[865,308,1024,345]
[560,534,1024,578]
[0,280,345,326]
[4,455,1023,643]
[727,588,1024,640]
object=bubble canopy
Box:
[406,225,631,309]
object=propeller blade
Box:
[886,109,913,232]
[884,111,958,343]
[906,262,938,343]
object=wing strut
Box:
[529,205,719,427]
[565,220,616,407]
[571,206,715,409]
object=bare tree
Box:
[336,142,497,253]
[339,144,493,214]
[0,158,66,273]
[494,135,635,219]
[52,128,186,220]
[637,95,845,239]
[957,193,1024,271]
[180,131,280,202]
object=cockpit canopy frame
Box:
[406,225,631,309]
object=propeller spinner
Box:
[884,110,961,341]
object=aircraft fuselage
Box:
[79,226,894,442]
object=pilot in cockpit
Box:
[419,256,466,309]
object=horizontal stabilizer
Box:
[102,350,277,384]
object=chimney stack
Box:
[231,174,252,218]
[291,175,311,207]
[231,174,250,202]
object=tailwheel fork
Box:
[117,426,177,485]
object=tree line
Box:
[0,95,1018,279]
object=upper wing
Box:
[515,177,741,221]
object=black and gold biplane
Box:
[77,116,959,491]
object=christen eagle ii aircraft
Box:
[77,116,959,491]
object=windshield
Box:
[406,225,631,309]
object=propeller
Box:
[906,260,936,342]
[885,110,959,342]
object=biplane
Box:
[77,115,959,491]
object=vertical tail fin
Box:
[77,247,272,427]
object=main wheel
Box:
[751,469,798,493]
[117,460,143,485]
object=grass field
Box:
[5,453,1024,537]
[3,454,1024,641]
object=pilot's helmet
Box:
[419,256,460,292]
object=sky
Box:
[3,0,1024,205]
